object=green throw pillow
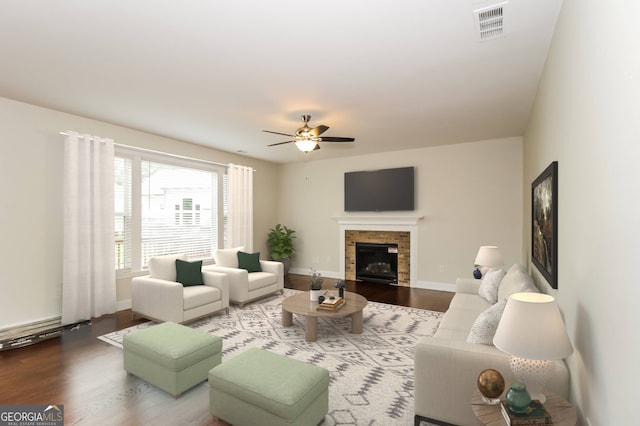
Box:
[237,251,262,273]
[175,259,204,286]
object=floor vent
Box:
[0,317,63,351]
[474,2,508,41]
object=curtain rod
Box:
[59,131,256,171]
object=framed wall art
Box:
[531,161,558,289]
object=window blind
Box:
[140,160,217,266]
[115,149,226,273]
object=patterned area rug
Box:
[99,289,443,425]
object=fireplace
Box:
[337,216,423,287]
[355,242,398,284]
[344,230,410,285]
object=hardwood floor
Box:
[0,275,453,424]
[286,274,453,313]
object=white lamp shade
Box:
[493,293,573,360]
[474,246,504,267]
[295,139,317,153]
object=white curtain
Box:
[62,131,116,325]
[227,163,254,251]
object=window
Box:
[115,148,226,273]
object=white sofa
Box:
[203,247,284,308]
[132,254,229,324]
[414,264,570,426]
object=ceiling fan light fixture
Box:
[264,114,354,152]
[295,138,317,153]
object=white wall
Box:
[278,137,523,288]
[523,0,639,424]
[0,97,280,329]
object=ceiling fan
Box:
[263,114,355,153]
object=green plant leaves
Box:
[267,224,296,260]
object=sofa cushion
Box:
[438,293,490,334]
[498,264,538,301]
[148,253,187,281]
[238,251,262,273]
[247,272,278,291]
[438,307,483,336]
[448,293,492,312]
[183,285,221,310]
[214,247,245,268]
[432,327,470,341]
[478,269,506,304]
[466,298,508,345]
[175,259,204,286]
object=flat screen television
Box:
[344,166,415,212]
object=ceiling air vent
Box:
[474,2,507,41]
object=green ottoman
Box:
[123,321,222,398]
[209,348,329,426]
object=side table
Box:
[470,389,577,426]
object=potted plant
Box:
[267,224,296,275]
[309,268,324,301]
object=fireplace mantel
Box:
[334,216,423,227]
[335,215,423,286]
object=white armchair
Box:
[203,247,284,308]
[132,254,229,323]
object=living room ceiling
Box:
[0,1,562,164]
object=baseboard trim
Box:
[414,280,455,292]
[288,267,342,279]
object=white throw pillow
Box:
[478,269,506,304]
[148,253,187,281]
[466,298,508,345]
[498,264,538,301]
[213,246,245,268]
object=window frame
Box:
[115,146,226,278]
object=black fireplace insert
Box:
[355,242,398,284]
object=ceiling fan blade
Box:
[263,130,295,137]
[309,125,329,137]
[267,140,295,147]
[318,137,355,143]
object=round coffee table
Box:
[281,291,368,342]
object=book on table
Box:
[317,297,344,311]
[500,400,552,425]
[321,297,343,306]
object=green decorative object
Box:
[505,381,532,413]
[267,224,296,275]
[175,259,204,286]
[237,251,262,272]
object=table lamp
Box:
[493,292,573,403]
[473,246,504,278]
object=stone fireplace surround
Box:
[336,216,423,287]
[349,232,408,284]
